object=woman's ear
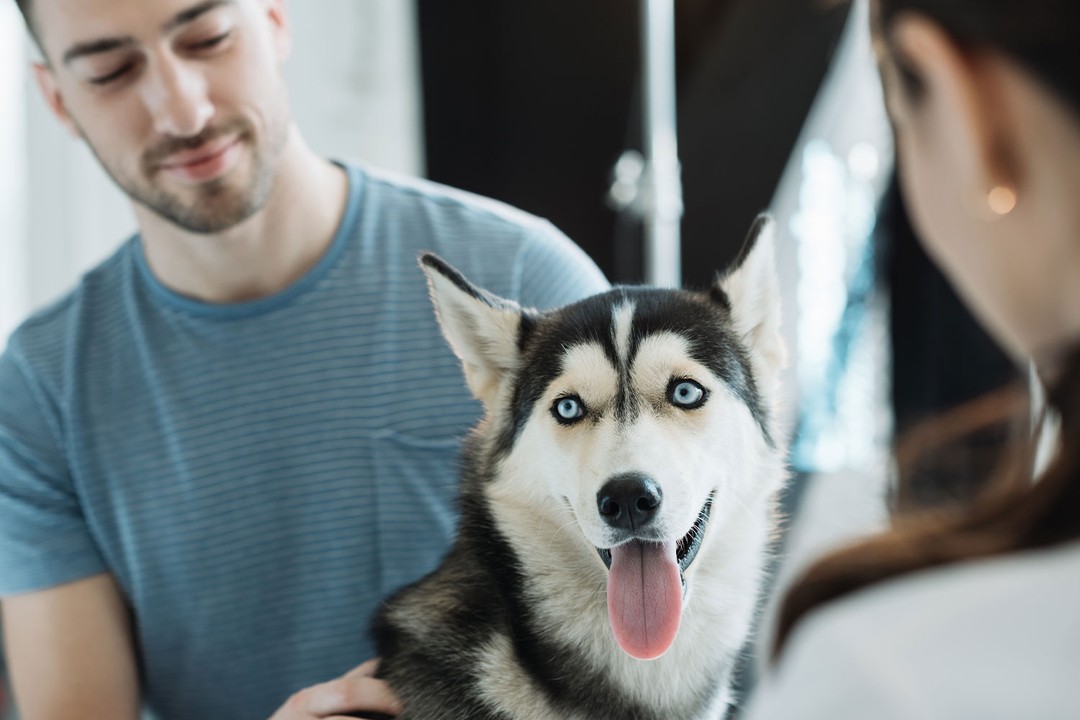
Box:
[888,12,1017,213]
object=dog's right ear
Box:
[712,216,786,397]
[419,253,525,405]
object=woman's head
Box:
[872,0,1080,376]
[772,0,1080,661]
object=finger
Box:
[303,675,404,717]
[343,657,382,680]
[344,676,403,716]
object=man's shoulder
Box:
[3,239,136,379]
[353,163,553,235]
[338,163,607,306]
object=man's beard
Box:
[87,114,290,235]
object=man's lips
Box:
[160,136,238,169]
[157,136,243,183]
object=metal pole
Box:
[640,0,683,287]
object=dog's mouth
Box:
[594,493,714,661]
[596,493,713,576]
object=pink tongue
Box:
[607,540,682,660]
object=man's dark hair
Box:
[14,0,41,46]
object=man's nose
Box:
[141,55,214,139]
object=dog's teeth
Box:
[676,494,714,572]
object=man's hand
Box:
[269,659,403,719]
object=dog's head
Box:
[420,216,784,661]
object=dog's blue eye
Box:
[668,379,707,409]
[552,396,585,424]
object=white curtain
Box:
[748,0,895,690]
[0,3,28,351]
[770,0,895,473]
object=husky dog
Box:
[372,217,788,720]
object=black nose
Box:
[597,473,662,531]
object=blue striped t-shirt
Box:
[0,163,609,719]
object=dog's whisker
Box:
[720,486,755,522]
[547,518,580,550]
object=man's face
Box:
[33,0,292,233]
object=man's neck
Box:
[135,126,349,304]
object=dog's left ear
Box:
[713,216,786,391]
[419,253,525,406]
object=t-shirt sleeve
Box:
[512,220,610,310]
[0,343,107,597]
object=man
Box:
[0,0,609,718]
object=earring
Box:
[967,182,1017,220]
[986,185,1017,217]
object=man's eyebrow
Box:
[63,37,136,66]
[61,0,236,66]
[163,0,236,34]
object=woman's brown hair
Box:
[774,0,1080,657]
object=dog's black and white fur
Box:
[372,217,788,720]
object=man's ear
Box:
[33,63,81,139]
[714,216,785,391]
[264,0,292,64]
[888,12,1016,206]
[419,253,526,406]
